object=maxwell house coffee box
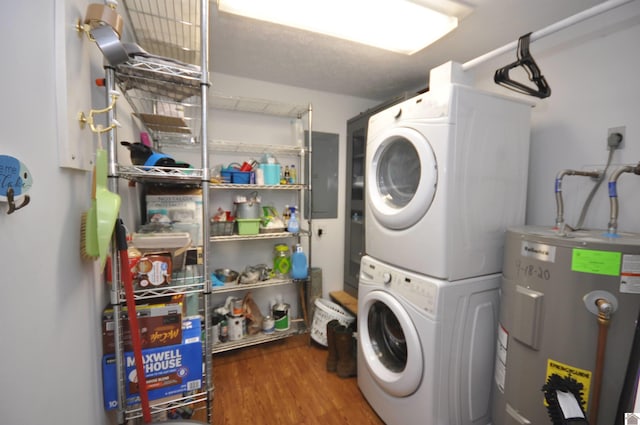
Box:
[102,298,183,355]
[102,317,202,410]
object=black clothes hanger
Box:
[494,32,551,99]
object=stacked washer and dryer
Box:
[357,63,532,425]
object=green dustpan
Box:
[83,165,100,259]
[95,149,121,268]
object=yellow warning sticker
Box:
[545,359,592,410]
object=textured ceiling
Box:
[208,0,605,101]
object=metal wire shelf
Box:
[115,57,202,101]
[211,277,304,294]
[119,279,206,303]
[117,164,203,183]
[210,93,310,118]
[124,389,210,422]
[209,230,309,242]
[212,320,307,354]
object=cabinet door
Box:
[344,114,368,296]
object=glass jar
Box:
[273,243,291,277]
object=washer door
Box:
[367,126,437,230]
[360,289,423,397]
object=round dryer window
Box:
[360,290,423,397]
[367,126,437,230]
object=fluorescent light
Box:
[217,0,459,55]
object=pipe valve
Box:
[596,298,613,322]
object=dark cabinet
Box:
[344,113,367,296]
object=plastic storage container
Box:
[260,163,281,185]
[273,243,291,277]
[236,219,260,235]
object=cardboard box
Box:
[102,317,202,410]
[102,298,184,355]
[146,188,202,246]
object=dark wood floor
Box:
[210,334,384,425]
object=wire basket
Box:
[310,298,355,347]
[210,220,234,236]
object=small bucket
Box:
[310,298,355,346]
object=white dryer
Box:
[357,255,500,425]
[365,83,531,281]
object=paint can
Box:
[262,316,275,334]
[227,314,245,341]
[273,302,290,332]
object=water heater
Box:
[492,226,640,425]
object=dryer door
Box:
[366,126,437,230]
[360,289,423,397]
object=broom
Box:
[115,218,152,423]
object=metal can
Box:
[273,302,290,332]
[227,314,245,341]
[262,315,275,334]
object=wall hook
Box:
[6,187,30,214]
[78,91,120,134]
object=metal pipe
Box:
[462,0,634,71]
[590,298,613,425]
[607,163,640,235]
[553,169,601,232]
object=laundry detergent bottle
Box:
[291,243,308,280]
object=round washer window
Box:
[368,300,407,372]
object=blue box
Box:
[231,171,251,184]
[102,317,202,410]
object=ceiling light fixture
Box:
[216,0,460,55]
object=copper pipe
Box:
[589,298,612,425]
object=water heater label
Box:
[620,254,640,294]
[571,249,621,276]
[545,359,592,411]
[494,323,508,393]
[521,241,556,262]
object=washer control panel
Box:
[360,256,439,315]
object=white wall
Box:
[469,1,640,233]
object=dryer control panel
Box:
[360,256,439,316]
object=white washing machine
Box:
[365,81,531,281]
[357,255,500,425]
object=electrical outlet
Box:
[607,126,625,150]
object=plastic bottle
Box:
[282,204,291,227]
[284,165,290,184]
[291,244,308,280]
[287,211,299,233]
[289,165,297,184]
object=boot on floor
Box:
[335,325,357,378]
[325,319,341,372]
